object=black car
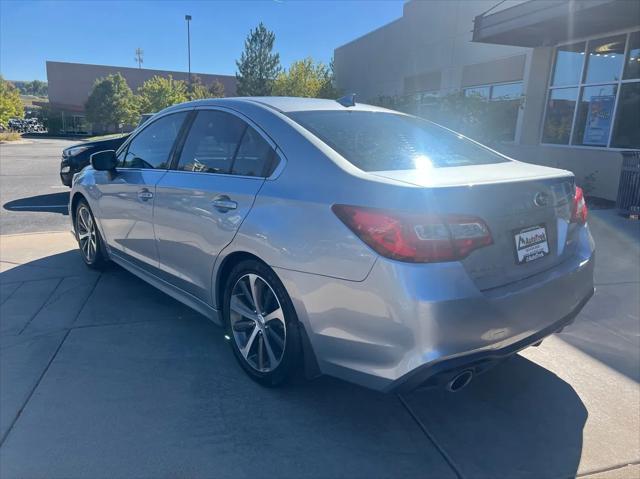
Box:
[60,134,128,186]
[59,114,155,186]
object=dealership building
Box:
[334,0,640,200]
[44,61,236,135]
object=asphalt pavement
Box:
[0,139,639,478]
[1,138,76,235]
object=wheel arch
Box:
[70,191,87,230]
[213,249,322,379]
[214,250,265,311]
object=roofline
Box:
[45,60,235,80]
[159,96,399,115]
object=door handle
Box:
[212,195,237,212]
[137,188,154,201]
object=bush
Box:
[0,132,21,142]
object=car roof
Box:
[163,96,393,114]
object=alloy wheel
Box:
[229,273,287,372]
[77,205,97,263]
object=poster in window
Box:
[582,95,615,146]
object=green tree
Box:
[187,75,210,101]
[12,80,47,97]
[0,76,24,126]
[318,56,340,99]
[235,22,281,96]
[137,75,188,113]
[28,80,48,97]
[85,73,138,132]
[186,75,225,100]
[272,58,337,98]
[208,80,225,98]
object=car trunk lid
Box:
[371,162,577,290]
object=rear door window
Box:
[231,126,275,177]
[176,110,246,174]
[287,111,507,172]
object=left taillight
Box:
[331,204,493,263]
[571,186,588,224]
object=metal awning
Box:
[473,0,640,47]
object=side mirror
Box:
[90,150,118,171]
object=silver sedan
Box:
[69,97,595,392]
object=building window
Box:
[542,88,578,144]
[490,82,523,100]
[463,82,523,142]
[611,82,640,148]
[542,31,640,149]
[583,35,626,84]
[551,42,586,86]
[61,113,89,135]
[622,31,640,80]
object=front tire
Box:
[223,259,302,387]
[75,200,108,269]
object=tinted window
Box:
[177,110,246,174]
[623,31,640,80]
[611,82,640,149]
[122,112,187,169]
[287,111,507,172]
[231,126,275,176]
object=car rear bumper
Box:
[275,226,595,392]
[385,286,593,393]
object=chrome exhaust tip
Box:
[446,370,473,392]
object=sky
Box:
[0,0,404,81]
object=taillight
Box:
[332,204,492,263]
[571,186,588,224]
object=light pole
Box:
[185,14,192,86]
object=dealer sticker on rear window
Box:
[514,225,549,264]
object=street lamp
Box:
[185,14,192,86]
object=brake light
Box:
[332,204,492,263]
[571,186,588,224]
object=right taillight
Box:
[571,186,588,224]
[332,204,492,263]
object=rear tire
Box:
[75,199,108,270]
[223,259,302,387]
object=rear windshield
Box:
[287,110,508,172]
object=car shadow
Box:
[399,356,587,478]
[3,192,69,215]
[560,210,640,383]
[0,251,587,478]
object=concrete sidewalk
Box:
[0,210,638,478]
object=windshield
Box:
[287,110,508,172]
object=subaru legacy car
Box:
[69,97,594,392]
